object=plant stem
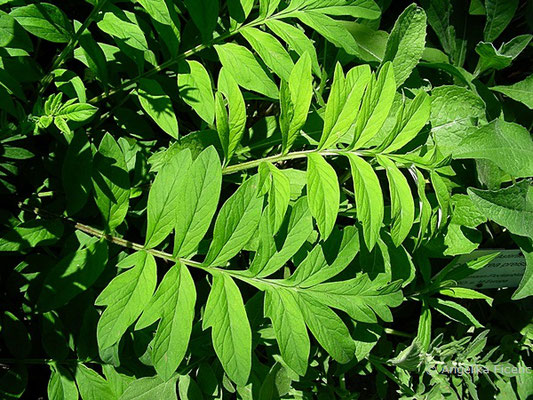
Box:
[38,0,110,97]
[222,149,365,174]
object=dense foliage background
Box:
[0,0,532,398]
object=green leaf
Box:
[251,196,313,278]
[280,53,314,153]
[10,3,72,43]
[260,162,291,234]
[120,376,178,400]
[174,147,222,258]
[216,68,246,162]
[378,156,414,246]
[484,0,518,42]
[0,219,63,252]
[203,272,251,386]
[178,376,203,400]
[48,364,78,400]
[2,311,30,358]
[454,120,533,178]
[382,4,427,86]
[297,294,355,363]
[96,251,157,350]
[468,180,533,239]
[75,365,115,400]
[145,149,192,248]
[305,274,403,323]
[92,133,130,231]
[320,64,371,149]
[240,27,294,81]
[204,175,263,266]
[56,103,97,122]
[137,78,179,139]
[136,263,196,380]
[97,10,149,53]
[178,61,215,124]
[38,240,108,312]
[306,153,340,239]
[183,0,218,41]
[346,153,384,250]
[352,62,396,148]
[420,0,454,55]
[428,298,483,328]
[259,0,282,18]
[491,74,533,109]
[429,85,486,156]
[214,43,278,98]
[264,288,310,376]
[288,226,359,287]
[512,236,533,300]
[265,20,320,75]
[382,91,431,153]
[292,11,359,55]
[439,287,493,306]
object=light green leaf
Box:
[56,103,98,122]
[96,251,157,350]
[264,288,309,376]
[454,120,533,178]
[260,0,282,18]
[136,264,196,380]
[145,149,192,249]
[280,53,314,153]
[297,294,355,363]
[383,91,430,153]
[0,219,63,252]
[174,147,222,258]
[120,375,178,400]
[346,153,384,250]
[285,0,381,19]
[75,365,115,400]
[228,0,255,27]
[178,60,215,124]
[92,133,130,231]
[265,20,320,75]
[10,3,72,43]
[352,62,396,148]
[203,273,251,386]
[260,162,290,234]
[428,298,483,328]
[382,4,427,86]
[292,11,359,55]
[491,74,533,109]
[48,364,79,400]
[468,180,533,239]
[306,153,340,239]
[214,43,278,98]
[439,287,493,306]
[484,0,518,42]
[216,68,246,162]
[251,197,313,278]
[412,168,432,248]
[137,78,179,139]
[378,156,414,246]
[429,85,485,156]
[97,10,149,52]
[240,27,294,81]
[38,240,108,312]
[204,175,264,266]
[305,274,403,323]
[288,226,359,287]
[320,64,371,149]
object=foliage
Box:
[0,0,532,398]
